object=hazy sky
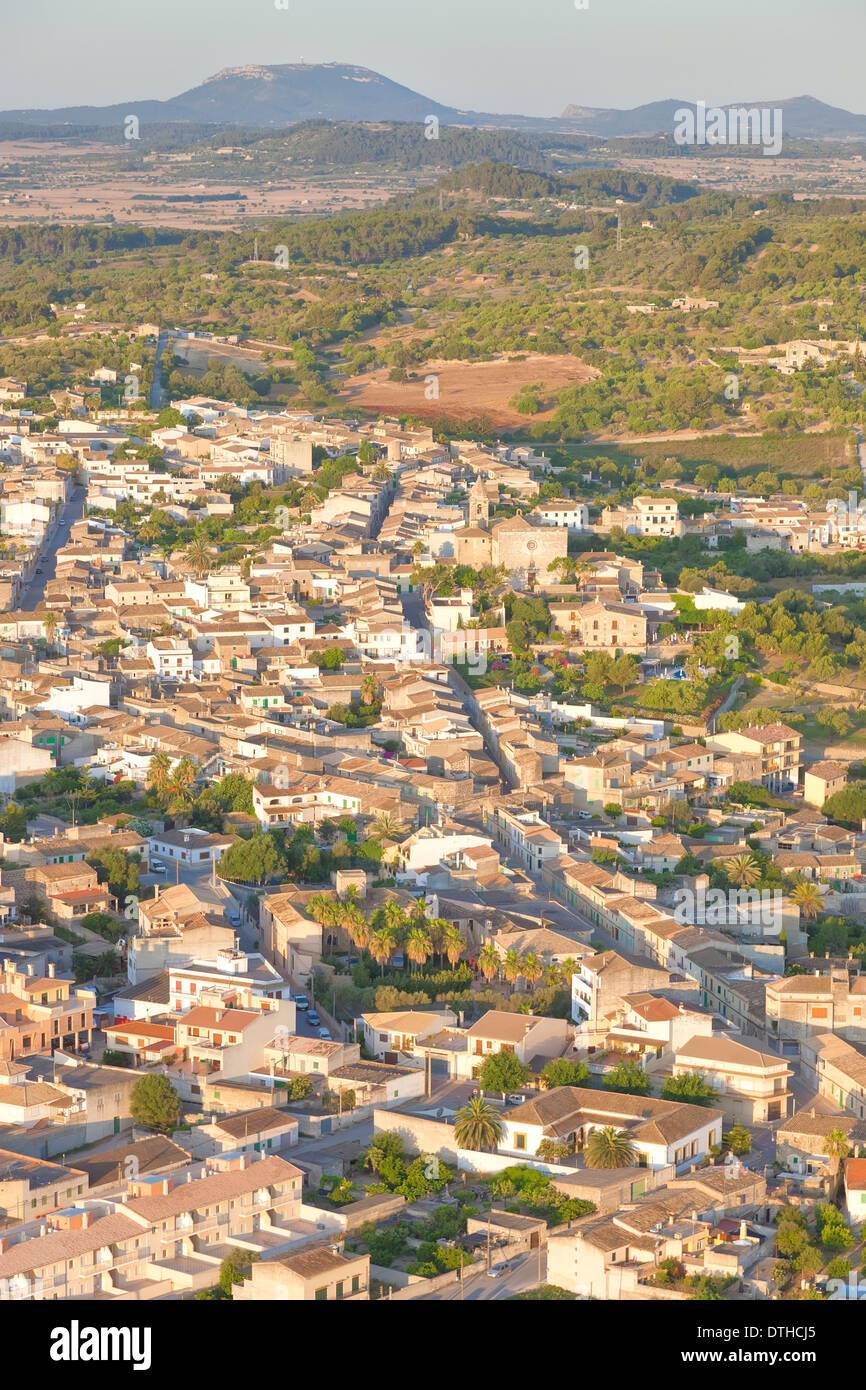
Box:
[4,0,865,116]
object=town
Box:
[0,381,862,1308]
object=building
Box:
[499,1086,723,1170]
[670,1034,792,1123]
[234,1247,369,1300]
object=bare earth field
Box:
[341,353,600,426]
[0,140,421,228]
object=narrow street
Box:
[19,483,87,611]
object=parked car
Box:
[307,1011,321,1026]
[506,1093,525,1106]
[317,1027,332,1040]
[294,995,309,1010]
[577,810,592,820]
[487,1263,508,1279]
[150,860,167,874]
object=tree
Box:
[541,1058,590,1090]
[603,1060,649,1096]
[537,1139,571,1161]
[218,1246,260,1296]
[660,1072,718,1106]
[723,853,762,888]
[147,752,171,799]
[478,1050,530,1098]
[185,537,214,578]
[585,1126,637,1169]
[372,811,403,841]
[442,924,465,968]
[406,924,433,973]
[521,951,543,989]
[478,942,500,981]
[130,1074,180,1133]
[42,610,58,647]
[604,803,622,820]
[502,948,525,990]
[723,1125,752,1156]
[822,1128,850,1176]
[790,881,824,921]
[369,926,397,976]
[362,1130,405,1174]
[453,1096,504,1152]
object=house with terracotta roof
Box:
[842,1156,866,1223]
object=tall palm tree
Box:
[724,853,762,888]
[360,674,379,707]
[453,1097,504,1153]
[406,924,433,974]
[790,880,824,921]
[502,949,524,992]
[522,952,543,990]
[585,1126,637,1170]
[383,901,408,935]
[560,957,579,985]
[443,925,465,968]
[542,962,561,989]
[42,610,58,647]
[478,942,499,982]
[166,757,197,810]
[369,926,397,977]
[185,537,214,578]
[823,1128,850,1177]
[147,752,171,798]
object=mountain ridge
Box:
[2,64,865,140]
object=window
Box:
[351,1275,360,1293]
[335,1281,344,1300]
[315,1287,327,1301]
[514,1132,526,1151]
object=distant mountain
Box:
[560,95,866,140]
[2,65,865,141]
[0,63,466,129]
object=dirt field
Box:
[0,139,421,229]
[341,352,600,426]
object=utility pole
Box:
[486,1214,492,1272]
[616,214,622,254]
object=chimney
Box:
[739,1220,748,1240]
[48,962,56,978]
[26,963,35,976]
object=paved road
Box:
[400,588,507,783]
[150,331,167,409]
[19,484,87,610]
[419,1249,545,1300]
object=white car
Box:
[150,860,167,874]
[317,1027,332,1040]
[487,1263,508,1279]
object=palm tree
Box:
[790,880,824,921]
[443,925,465,968]
[138,518,161,545]
[406,924,432,974]
[166,757,197,810]
[585,1126,638,1170]
[42,610,58,647]
[542,963,561,989]
[147,752,171,798]
[360,674,379,707]
[823,1128,850,1177]
[453,1097,504,1153]
[372,811,404,841]
[560,957,579,985]
[369,926,397,976]
[185,537,214,578]
[502,949,524,992]
[724,853,762,888]
[478,942,499,982]
[522,952,543,990]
